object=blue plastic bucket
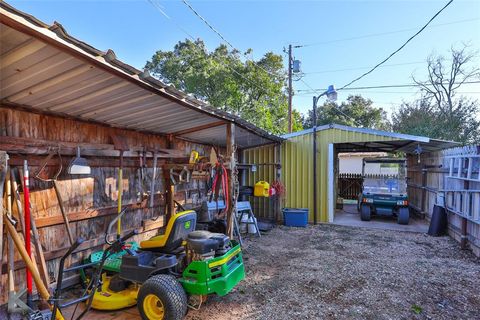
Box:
[282,208,309,227]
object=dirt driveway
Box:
[187,224,480,320]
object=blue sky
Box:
[9,0,480,118]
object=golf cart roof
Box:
[363,157,406,164]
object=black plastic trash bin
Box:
[428,205,448,236]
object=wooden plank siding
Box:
[407,146,480,257]
[0,106,212,303]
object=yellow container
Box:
[189,150,199,164]
[254,181,270,197]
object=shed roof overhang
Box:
[0,2,283,149]
[283,124,459,154]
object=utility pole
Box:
[287,44,293,133]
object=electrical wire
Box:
[297,91,480,96]
[296,80,480,93]
[181,0,236,50]
[147,0,284,102]
[338,0,454,91]
[299,78,362,126]
[180,0,284,79]
[302,61,425,75]
[147,0,277,97]
[296,16,477,48]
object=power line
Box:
[146,0,275,96]
[180,0,236,49]
[297,91,480,96]
[296,80,480,93]
[180,0,283,80]
[338,0,454,91]
[302,61,425,75]
[296,17,478,48]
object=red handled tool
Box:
[23,160,33,307]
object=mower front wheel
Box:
[137,275,188,320]
[360,204,371,221]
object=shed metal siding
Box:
[242,145,277,219]
[249,128,402,223]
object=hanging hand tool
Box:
[149,151,158,208]
[23,160,33,307]
[111,134,129,239]
[0,151,8,279]
[210,162,229,218]
[4,214,64,320]
[5,168,29,314]
[170,166,190,185]
[34,149,74,245]
[16,168,50,288]
[137,149,148,202]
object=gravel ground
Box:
[186,224,480,320]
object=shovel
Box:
[68,147,91,175]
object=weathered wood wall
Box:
[407,146,480,256]
[0,106,211,303]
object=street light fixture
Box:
[311,85,337,225]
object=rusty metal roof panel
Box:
[0,2,283,147]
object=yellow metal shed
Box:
[244,124,457,223]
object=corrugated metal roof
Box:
[0,2,283,148]
[282,123,458,153]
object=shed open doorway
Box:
[329,142,431,233]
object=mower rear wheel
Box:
[360,204,371,221]
[137,275,187,320]
[398,207,409,225]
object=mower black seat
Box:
[187,230,231,255]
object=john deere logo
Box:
[184,221,191,229]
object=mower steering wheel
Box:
[174,200,186,212]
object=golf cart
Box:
[84,209,245,319]
[358,157,409,224]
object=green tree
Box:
[303,95,390,130]
[145,39,302,134]
[392,46,480,144]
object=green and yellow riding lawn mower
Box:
[358,157,410,225]
[87,209,245,320]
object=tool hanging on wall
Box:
[0,151,8,280]
[23,160,33,308]
[4,215,64,320]
[111,134,129,239]
[170,166,190,185]
[68,147,91,175]
[137,148,148,202]
[5,168,30,314]
[210,162,229,218]
[34,149,75,245]
[13,169,50,289]
[149,151,159,208]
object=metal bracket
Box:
[8,288,33,314]
[170,166,190,185]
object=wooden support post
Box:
[226,123,236,238]
[164,134,175,221]
[421,165,427,218]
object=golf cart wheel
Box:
[360,204,371,221]
[137,275,187,320]
[398,207,409,225]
